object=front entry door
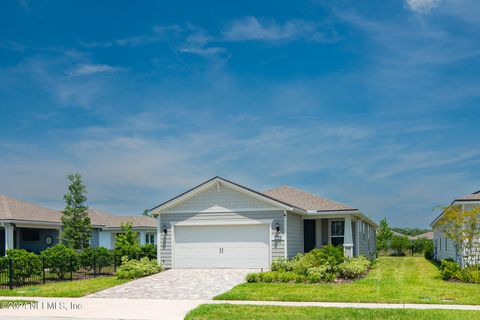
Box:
[303,220,316,252]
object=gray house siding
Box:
[159,210,285,269]
[286,212,303,258]
[358,219,376,258]
[433,229,458,263]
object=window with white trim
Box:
[145,233,155,244]
[330,220,345,246]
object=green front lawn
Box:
[216,256,480,304]
[0,276,129,297]
[185,304,480,320]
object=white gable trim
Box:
[151,177,296,215]
[162,207,283,214]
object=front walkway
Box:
[87,269,254,300]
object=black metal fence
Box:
[0,254,145,290]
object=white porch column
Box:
[343,216,354,258]
[4,224,14,252]
[139,231,146,245]
[156,214,161,264]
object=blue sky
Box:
[1,0,479,227]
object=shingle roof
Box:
[87,209,156,228]
[0,195,156,229]
[262,185,355,212]
[0,194,62,223]
[410,231,433,240]
[455,191,480,201]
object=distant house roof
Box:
[455,191,480,202]
[0,195,155,229]
[410,231,433,240]
[0,194,62,223]
[88,209,156,228]
[391,230,407,237]
[263,185,355,212]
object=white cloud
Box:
[223,16,330,42]
[177,31,226,58]
[69,64,120,76]
[404,0,441,13]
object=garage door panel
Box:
[173,224,270,269]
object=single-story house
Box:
[151,177,377,269]
[0,194,156,255]
[409,231,433,241]
[431,190,480,265]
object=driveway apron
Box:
[87,269,253,300]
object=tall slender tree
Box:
[376,217,393,254]
[61,173,92,250]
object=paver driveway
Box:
[87,269,253,300]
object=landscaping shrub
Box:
[423,240,434,260]
[41,244,78,279]
[304,245,344,269]
[140,244,157,260]
[246,271,305,283]
[338,256,371,279]
[250,246,373,284]
[79,247,112,274]
[116,256,163,279]
[6,249,42,284]
[271,258,289,272]
[440,259,460,280]
[306,265,336,282]
[454,265,480,284]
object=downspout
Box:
[156,214,161,265]
[283,210,288,259]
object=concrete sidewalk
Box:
[0,297,480,320]
[0,297,206,320]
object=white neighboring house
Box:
[430,191,480,265]
[151,176,377,269]
[0,194,156,255]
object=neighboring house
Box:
[151,176,377,269]
[430,191,480,265]
[0,195,156,255]
[392,230,407,238]
[409,231,433,241]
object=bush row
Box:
[0,243,159,283]
[248,245,373,284]
[117,256,163,279]
[440,259,480,284]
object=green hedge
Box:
[249,245,372,284]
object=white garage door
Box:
[173,224,270,269]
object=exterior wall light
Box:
[274,220,280,232]
[162,225,168,234]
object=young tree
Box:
[436,205,480,266]
[391,235,411,256]
[376,217,393,254]
[115,222,141,259]
[61,173,92,250]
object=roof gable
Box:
[151,177,295,214]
